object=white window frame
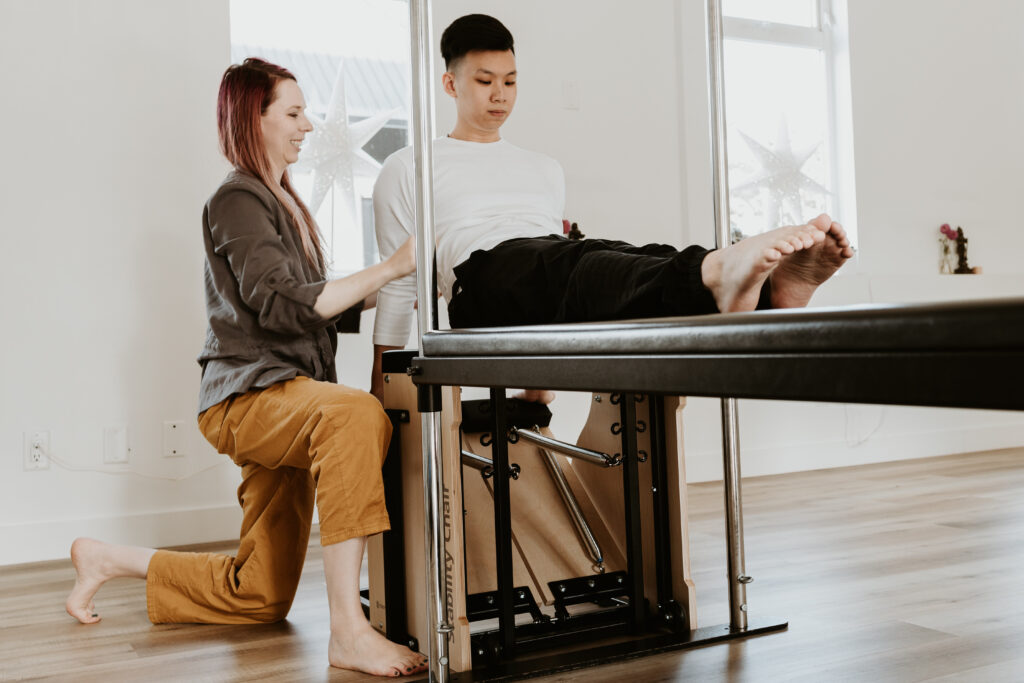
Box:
[227,0,413,274]
[723,0,858,244]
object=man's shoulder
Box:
[375,145,420,199]
[380,144,415,172]
[381,137,457,165]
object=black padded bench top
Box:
[412,298,1024,411]
[422,298,1024,357]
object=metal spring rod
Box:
[461,450,519,479]
[461,449,493,471]
[707,0,750,631]
[537,446,605,571]
[511,428,617,468]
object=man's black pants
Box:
[447,235,767,328]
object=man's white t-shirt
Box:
[372,136,566,346]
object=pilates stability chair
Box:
[366,350,705,677]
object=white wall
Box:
[0,0,240,565]
[677,0,1024,481]
[2,0,1021,566]
[431,0,689,247]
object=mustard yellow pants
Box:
[145,376,392,624]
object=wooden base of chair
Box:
[369,354,697,674]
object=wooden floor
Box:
[3,447,1023,682]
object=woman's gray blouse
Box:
[197,170,361,413]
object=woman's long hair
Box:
[216,58,325,271]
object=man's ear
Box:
[442,71,457,99]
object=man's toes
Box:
[808,213,832,231]
[788,233,811,250]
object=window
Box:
[722,0,856,244]
[229,0,411,274]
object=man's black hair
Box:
[440,14,515,70]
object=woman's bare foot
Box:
[770,214,855,308]
[66,538,154,624]
[66,538,114,623]
[701,221,827,312]
[329,620,428,677]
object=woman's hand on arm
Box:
[313,236,416,320]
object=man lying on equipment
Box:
[370,14,854,400]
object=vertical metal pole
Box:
[420,410,448,679]
[647,396,674,615]
[720,401,749,630]
[382,410,410,644]
[409,2,437,338]
[489,390,516,656]
[409,0,449,680]
[619,394,646,632]
[706,0,750,631]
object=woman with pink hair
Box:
[65,58,425,678]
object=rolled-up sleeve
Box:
[373,153,417,347]
[207,186,327,335]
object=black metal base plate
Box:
[411,617,788,682]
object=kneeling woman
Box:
[65,58,425,678]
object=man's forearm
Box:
[371,343,403,401]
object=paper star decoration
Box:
[296,59,400,220]
[730,118,830,232]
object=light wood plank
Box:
[3,447,1023,682]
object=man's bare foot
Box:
[702,221,827,312]
[513,389,556,404]
[329,620,428,677]
[770,214,855,308]
[66,538,114,624]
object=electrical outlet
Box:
[23,431,50,470]
[104,426,129,464]
[163,421,187,457]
